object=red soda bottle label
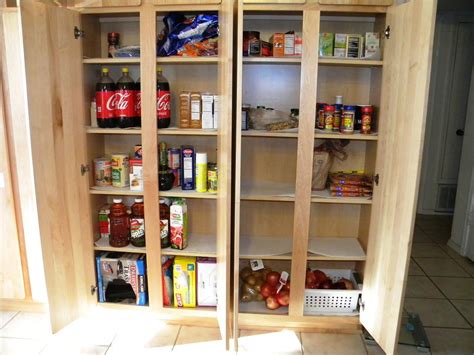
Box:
[156,91,171,121]
[113,90,135,118]
[96,91,115,119]
[135,91,141,118]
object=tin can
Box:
[111,154,130,187]
[324,105,335,131]
[207,163,218,193]
[360,105,373,134]
[341,106,356,134]
[316,103,326,129]
[94,158,112,186]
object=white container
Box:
[304,269,362,316]
[197,258,217,306]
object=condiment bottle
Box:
[324,105,335,131]
[109,198,130,247]
[130,198,145,247]
[160,198,171,248]
[196,153,208,193]
[360,106,373,134]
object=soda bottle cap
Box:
[135,198,144,203]
[336,96,343,104]
[122,67,129,73]
[102,68,109,73]
[113,198,122,204]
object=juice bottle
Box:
[109,198,130,247]
[130,198,145,247]
[160,199,171,248]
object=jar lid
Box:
[135,198,143,203]
[335,96,343,104]
[362,106,373,112]
[113,198,122,204]
[344,105,356,110]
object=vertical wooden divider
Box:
[140,6,162,310]
[288,8,320,317]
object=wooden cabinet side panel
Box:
[72,0,141,8]
[318,0,392,5]
[152,0,220,5]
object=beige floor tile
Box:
[452,300,474,327]
[403,298,470,328]
[411,244,449,258]
[0,337,45,355]
[41,343,108,355]
[397,344,430,355]
[173,326,224,353]
[437,244,463,259]
[0,312,52,340]
[414,258,470,277]
[404,276,445,299]
[413,228,432,243]
[408,260,425,276]
[452,257,474,277]
[300,332,366,355]
[431,277,474,300]
[0,311,18,329]
[425,328,474,355]
[238,329,302,354]
[365,343,384,355]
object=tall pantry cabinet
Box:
[233,1,435,354]
[17,0,233,348]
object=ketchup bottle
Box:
[109,198,130,247]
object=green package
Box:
[319,33,334,57]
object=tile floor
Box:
[1,215,474,354]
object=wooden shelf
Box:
[242,130,298,138]
[157,56,219,64]
[318,57,383,67]
[239,301,289,315]
[83,58,140,65]
[97,303,149,310]
[90,186,143,196]
[158,127,218,136]
[160,187,217,199]
[240,182,295,202]
[162,306,217,318]
[315,130,378,141]
[86,126,142,135]
[161,235,216,257]
[311,189,372,205]
[243,57,301,64]
[94,237,146,254]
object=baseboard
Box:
[447,239,462,255]
[0,298,48,313]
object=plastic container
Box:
[360,105,373,134]
[160,199,170,248]
[196,153,208,193]
[130,198,145,247]
[108,198,130,247]
[324,105,335,131]
[341,105,356,134]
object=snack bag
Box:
[311,140,348,190]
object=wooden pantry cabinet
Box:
[15,0,233,349]
[233,1,435,354]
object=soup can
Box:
[94,158,112,186]
[111,154,130,187]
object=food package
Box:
[170,199,188,249]
[319,33,334,57]
[364,32,381,60]
[129,159,143,192]
[162,256,174,306]
[249,107,292,130]
[294,34,303,56]
[346,34,363,58]
[173,256,196,307]
[271,33,285,57]
[311,140,349,191]
[98,204,110,240]
[334,34,347,58]
[112,46,140,58]
[197,258,217,306]
[96,252,147,305]
[157,14,219,57]
[328,172,373,197]
[284,31,295,56]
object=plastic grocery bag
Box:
[311,140,348,191]
[157,13,219,57]
[248,107,292,130]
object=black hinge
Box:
[373,174,380,186]
[74,26,85,39]
[384,25,391,39]
[81,164,90,176]
[90,285,97,295]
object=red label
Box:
[96,91,115,119]
[156,91,171,120]
[113,90,135,118]
[135,91,141,118]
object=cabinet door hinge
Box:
[384,25,391,39]
[81,164,90,176]
[74,26,85,39]
[373,174,380,186]
[91,285,97,295]
[359,297,365,311]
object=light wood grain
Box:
[359,1,436,354]
[0,299,48,313]
[72,0,141,8]
[319,0,391,5]
[244,0,306,3]
[288,8,320,318]
[83,58,141,64]
[152,0,220,4]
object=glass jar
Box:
[109,198,130,247]
[130,198,145,247]
[160,198,171,248]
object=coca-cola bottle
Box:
[135,77,141,127]
[95,68,117,128]
[115,67,136,129]
[157,67,171,129]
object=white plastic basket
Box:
[303,269,362,316]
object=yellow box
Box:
[173,256,196,307]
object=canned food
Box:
[324,105,335,131]
[341,105,356,134]
[207,163,218,193]
[111,154,130,187]
[316,103,326,129]
[94,158,112,186]
[360,106,373,134]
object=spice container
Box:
[324,105,335,131]
[160,198,170,248]
[334,96,343,132]
[107,32,120,58]
[341,106,356,134]
[207,163,218,193]
[360,106,373,134]
[130,198,145,247]
[196,153,208,193]
[109,198,130,247]
[316,103,326,129]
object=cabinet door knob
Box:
[456,129,464,136]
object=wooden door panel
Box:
[152,0,221,5]
[359,1,436,354]
[20,0,94,332]
[244,0,305,4]
[319,0,392,5]
[72,0,141,8]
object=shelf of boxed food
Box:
[318,57,383,67]
[239,236,366,261]
[161,235,216,258]
[83,58,141,65]
[243,57,301,64]
[157,56,219,64]
[90,186,144,196]
[94,236,146,253]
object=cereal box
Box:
[129,159,143,192]
[271,33,285,57]
[364,32,381,60]
[170,199,188,250]
[319,33,334,57]
[334,34,347,58]
[197,258,217,307]
[284,32,295,56]
[173,256,196,308]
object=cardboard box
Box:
[179,92,191,128]
[96,252,147,306]
[134,144,142,159]
[197,258,217,306]
[334,34,347,58]
[170,199,188,249]
[202,112,214,129]
[284,32,295,56]
[319,33,334,57]
[173,256,196,308]
[213,95,219,129]
[346,34,363,58]
[98,204,110,239]
[364,32,381,60]
[271,33,285,57]
[294,34,303,56]
[129,159,143,192]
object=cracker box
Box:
[284,32,295,56]
[173,256,196,308]
[170,199,188,249]
[294,34,303,56]
[129,159,143,192]
[96,252,147,306]
[98,204,111,239]
[271,33,285,57]
[197,258,217,307]
[334,34,347,58]
[364,32,381,60]
[346,34,363,58]
[319,33,334,57]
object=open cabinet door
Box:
[359,1,436,354]
[19,1,95,332]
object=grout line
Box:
[423,325,474,331]
[449,301,474,329]
[171,325,182,351]
[0,311,20,330]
